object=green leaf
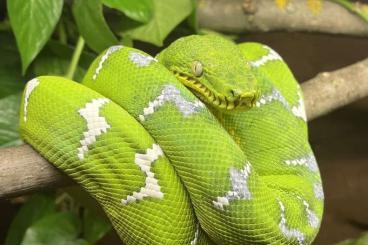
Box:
[33,56,86,82]
[0,94,22,148]
[356,232,368,245]
[0,31,32,148]
[7,0,64,73]
[20,212,90,245]
[72,0,118,53]
[5,194,56,245]
[82,209,111,244]
[33,40,96,82]
[102,0,153,23]
[107,12,142,37]
[57,187,112,244]
[0,31,29,99]
[336,240,355,245]
[42,40,96,69]
[124,0,193,46]
[336,232,368,245]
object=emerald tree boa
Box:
[19,35,324,244]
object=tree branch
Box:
[0,145,72,198]
[1,57,368,198]
[304,58,368,120]
[197,0,368,36]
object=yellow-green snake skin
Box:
[19,35,324,244]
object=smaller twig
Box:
[65,37,85,80]
[58,20,67,45]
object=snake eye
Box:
[192,61,203,77]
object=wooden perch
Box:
[0,145,73,198]
[304,58,368,120]
[1,57,368,198]
[197,0,368,36]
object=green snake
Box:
[19,35,324,244]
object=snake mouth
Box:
[172,70,258,110]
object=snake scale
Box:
[19,35,324,244]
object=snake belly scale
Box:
[19,35,323,244]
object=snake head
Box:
[157,35,259,111]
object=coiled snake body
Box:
[19,35,324,244]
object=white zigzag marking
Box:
[122,144,164,205]
[213,162,252,210]
[302,199,319,228]
[284,154,318,172]
[93,45,123,80]
[23,78,40,122]
[139,85,205,122]
[296,196,320,229]
[256,88,288,109]
[291,87,307,121]
[278,200,305,245]
[129,51,157,67]
[250,45,307,121]
[313,183,324,200]
[256,88,307,121]
[250,45,283,67]
[77,98,111,160]
[190,224,199,245]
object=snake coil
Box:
[19,35,323,245]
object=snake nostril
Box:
[229,89,236,97]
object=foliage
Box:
[72,0,118,53]
[336,232,368,245]
[0,0,195,149]
[7,0,64,73]
[5,193,111,245]
[0,0,195,244]
[0,94,22,147]
[122,0,193,46]
[333,0,368,22]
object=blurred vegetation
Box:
[0,0,197,150]
[336,233,368,245]
[1,0,196,244]
[5,193,111,245]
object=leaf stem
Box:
[65,37,85,80]
[58,21,67,45]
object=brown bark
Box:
[0,145,72,198]
[303,57,368,120]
